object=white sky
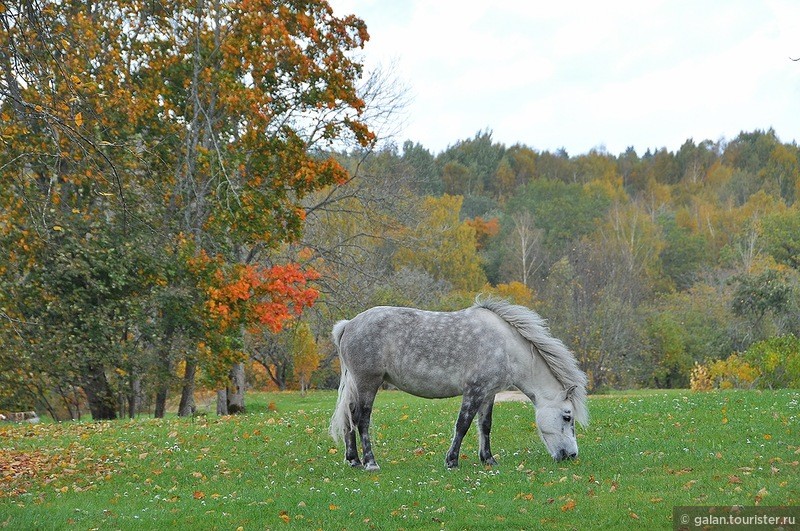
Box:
[329,0,800,156]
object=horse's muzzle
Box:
[555,449,578,461]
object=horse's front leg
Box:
[445,391,484,468]
[477,397,498,466]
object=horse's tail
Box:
[329,319,357,444]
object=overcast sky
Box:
[329,0,800,156]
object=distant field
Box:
[1,389,798,530]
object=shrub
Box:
[690,362,713,391]
[691,354,758,390]
[744,334,800,389]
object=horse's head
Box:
[534,386,579,461]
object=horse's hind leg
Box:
[355,387,381,471]
[477,397,498,466]
[344,404,361,467]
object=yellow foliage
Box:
[690,362,712,391]
[293,322,320,395]
[691,354,759,391]
[393,195,486,291]
[481,282,534,307]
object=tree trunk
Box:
[217,363,246,415]
[178,358,197,417]
[82,364,117,420]
[299,376,308,397]
[154,385,168,418]
[153,338,173,418]
[228,362,246,413]
[128,377,141,419]
[216,389,227,416]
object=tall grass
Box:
[1,389,798,529]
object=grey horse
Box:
[329,298,588,470]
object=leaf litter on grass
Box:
[0,389,798,529]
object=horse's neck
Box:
[512,345,563,404]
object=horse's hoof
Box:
[482,457,498,466]
[364,462,380,471]
[445,460,459,469]
[347,459,363,468]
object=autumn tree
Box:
[0,0,374,417]
[292,322,319,396]
[393,195,486,293]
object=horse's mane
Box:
[475,297,589,426]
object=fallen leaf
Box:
[629,511,639,520]
[728,475,742,484]
[74,112,83,127]
[279,510,290,523]
[560,499,576,512]
[193,491,205,500]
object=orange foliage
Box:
[201,258,319,334]
[466,216,500,250]
[482,281,534,307]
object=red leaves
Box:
[203,261,319,334]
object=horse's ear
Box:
[563,385,577,400]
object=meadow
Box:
[1,389,798,530]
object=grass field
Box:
[1,389,798,530]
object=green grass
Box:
[1,389,798,530]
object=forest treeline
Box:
[1,1,798,421]
[313,129,800,394]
